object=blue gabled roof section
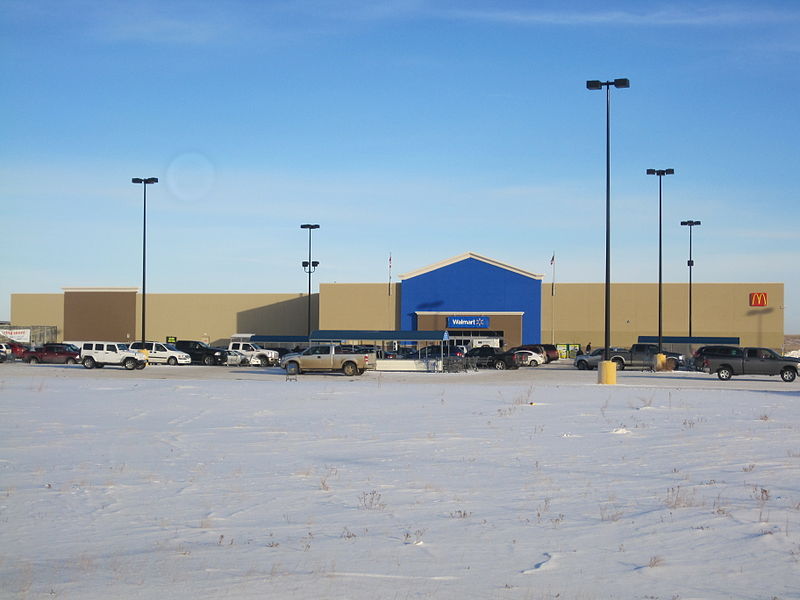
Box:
[399,253,543,344]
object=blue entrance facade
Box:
[399,253,543,345]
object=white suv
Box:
[130,341,191,365]
[79,341,148,370]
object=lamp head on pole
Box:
[586,78,630,90]
[647,169,674,177]
[132,177,159,184]
[681,220,701,227]
[300,223,320,230]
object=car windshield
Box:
[165,343,180,351]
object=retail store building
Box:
[8,252,785,351]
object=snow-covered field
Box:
[1,364,799,599]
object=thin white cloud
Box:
[439,5,800,27]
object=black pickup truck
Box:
[699,346,799,382]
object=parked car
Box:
[225,350,247,366]
[512,349,546,366]
[574,347,629,370]
[511,344,558,363]
[577,344,684,371]
[228,341,280,366]
[130,341,191,365]
[465,346,520,370]
[691,345,740,371]
[22,343,80,365]
[539,344,560,363]
[9,342,31,359]
[280,344,372,376]
[173,340,230,365]
[700,346,799,382]
[416,345,466,359]
[79,341,147,370]
[0,342,12,358]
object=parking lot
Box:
[3,359,797,392]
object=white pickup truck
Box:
[228,340,280,367]
[280,344,373,376]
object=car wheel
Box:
[82,356,96,369]
[780,368,796,383]
[717,366,732,381]
[167,356,178,366]
[666,357,678,371]
[123,357,137,370]
[203,355,215,366]
[28,356,39,364]
[135,361,146,370]
[612,358,624,371]
[66,357,76,365]
[259,356,270,367]
[342,361,358,376]
[285,361,300,376]
[576,360,588,370]
[494,360,507,370]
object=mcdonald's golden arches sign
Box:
[749,292,768,307]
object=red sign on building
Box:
[749,292,768,307]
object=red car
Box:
[9,342,31,359]
[22,343,80,365]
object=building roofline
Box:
[399,252,543,281]
[62,287,140,293]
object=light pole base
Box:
[598,361,617,385]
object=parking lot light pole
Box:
[586,78,629,370]
[132,177,158,348]
[646,168,674,354]
[680,220,701,339]
[300,224,320,339]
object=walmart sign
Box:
[447,316,490,329]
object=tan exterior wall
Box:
[541,283,784,350]
[11,281,785,351]
[65,290,136,342]
[319,283,400,330]
[10,294,64,340]
[138,293,316,346]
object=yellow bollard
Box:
[598,360,617,384]
[655,353,667,371]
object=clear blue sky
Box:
[2,1,798,332]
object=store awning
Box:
[309,330,448,342]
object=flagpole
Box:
[551,253,556,345]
